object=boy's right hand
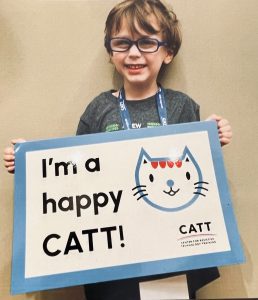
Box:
[3,139,26,174]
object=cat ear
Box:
[138,148,151,165]
[181,146,203,182]
[182,146,193,162]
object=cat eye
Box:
[186,172,191,180]
[149,174,154,182]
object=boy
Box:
[4,0,232,299]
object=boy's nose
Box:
[167,179,174,187]
[128,44,141,56]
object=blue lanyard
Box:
[118,87,167,130]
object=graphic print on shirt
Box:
[105,122,161,132]
[132,147,209,212]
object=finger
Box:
[4,160,15,168]
[4,147,15,164]
[218,125,232,134]
[206,114,222,122]
[219,134,233,141]
[219,129,233,137]
[217,118,229,128]
[3,154,15,162]
[220,137,231,146]
[6,165,15,174]
[219,129,232,141]
[4,146,15,155]
[11,138,26,146]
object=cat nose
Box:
[167,179,174,187]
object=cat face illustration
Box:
[132,147,209,211]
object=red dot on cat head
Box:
[175,160,182,168]
[151,160,182,168]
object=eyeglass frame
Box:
[107,37,168,53]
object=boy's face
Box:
[110,16,173,91]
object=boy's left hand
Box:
[206,114,232,146]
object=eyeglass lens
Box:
[110,38,160,52]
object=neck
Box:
[123,82,159,100]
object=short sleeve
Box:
[75,96,100,135]
[178,96,200,123]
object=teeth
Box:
[127,64,145,69]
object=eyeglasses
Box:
[109,37,168,53]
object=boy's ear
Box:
[109,52,114,63]
[163,50,173,64]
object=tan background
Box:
[0,0,257,299]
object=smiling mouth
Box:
[125,64,146,69]
[163,188,180,196]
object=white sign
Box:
[12,121,244,294]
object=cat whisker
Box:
[193,192,206,197]
[133,189,147,196]
[132,185,146,191]
[137,193,148,201]
[194,181,209,185]
[194,186,208,191]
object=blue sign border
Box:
[11,121,245,294]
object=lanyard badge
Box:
[118,87,168,130]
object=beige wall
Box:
[0,0,257,299]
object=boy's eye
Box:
[112,39,130,50]
[138,38,157,49]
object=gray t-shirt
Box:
[76,89,200,135]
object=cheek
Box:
[111,53,124,64]
[110,56,127,75]
[148,55,166,71]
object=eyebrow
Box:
[111,34,160,39]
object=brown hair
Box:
[104,0,181,56]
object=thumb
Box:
[11,138,26,146]
[205,114,222,122]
